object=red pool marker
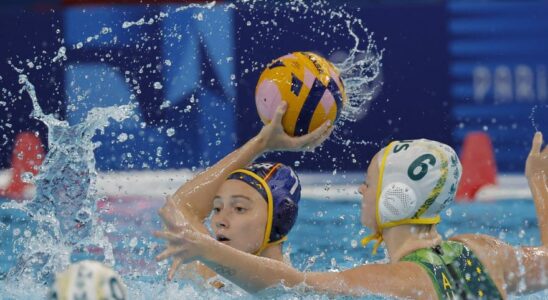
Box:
[0,132,45,201]
[456,132,497,201]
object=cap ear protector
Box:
[361,139,462,254]
[379,182,418,223]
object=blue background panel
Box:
[0,1,546,173]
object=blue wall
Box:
[448,1,548,171]
[0,1,545,172]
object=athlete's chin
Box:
[234,243,261,254]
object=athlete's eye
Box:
[235,207,247,213]
[212,207,221,214]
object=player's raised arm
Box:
[168,102,331,231]
[525,132,548,245]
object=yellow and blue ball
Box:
[255,52,347,136]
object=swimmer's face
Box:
[359,152,380,230]
[211,179,268,254]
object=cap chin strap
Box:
[255,236,287,256]
[360,141,394,254]
[229,168,284,256]
[361,141,447,255]
[361,215,442,252]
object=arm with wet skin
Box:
[160,102,333,279]
[525,132,548,245]
[456,132,548,295]
[155,208,433,298]
[506,131,548,294]
[165,101,332,233]
[197,245,429,298]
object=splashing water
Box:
[230,0,384,152]
[119,0,383,126]
[122,1,216,29]
[1,75,134,283]
[1,1,387,297]
[529,104,548,132]
[335,19,384,124]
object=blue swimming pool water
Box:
[0,197,546,299]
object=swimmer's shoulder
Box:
[450,234,513,298]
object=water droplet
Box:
[153,82,163,90]
[100,27,111,34]
[444,228,455,238]
[160,100,171,109]
[21,172,34,183]
[498,231,506,240]
[105,224,116,233]
[117,133,128,143]
[52,46,67,62]
[193,12,204,21]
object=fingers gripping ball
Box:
[255,52,347,136]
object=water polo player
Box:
[157,101,333,282]
[155,133,548,299]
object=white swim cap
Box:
[362,139,462,253]
[48,260,127,300]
